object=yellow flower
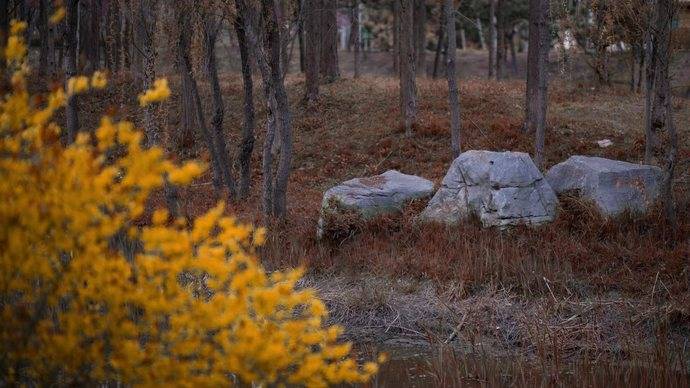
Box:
[91,71,108,89]
[4,36,27,63]
[66,76,90,95]
[138,79,171,106]
[10,20,27,35]
[168,161,203,185]
[49,7,66,25]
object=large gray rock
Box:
[318,170,434,237]
[545,155,662,216]
[419,150,558,228]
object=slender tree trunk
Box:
[644,10,656,164]
[488,0,497,79]
[399,0,417,136]
[38,0,50,77]
[205,16,236,197]
[414,0,426,76]
[445,0,461,158]
[239,0,293,218]
[637,47,644,93]
[320,0,339,82]
[135,0,159,147]
[525,0,550,168]
[266,3,293,218]
[476,17,486,50]
[646,0,677,222]
[234,13,256,199]
[509,26,518,75]
[460,28,466,50]
[432,6,445,79]
[304,0,320,102]
[393,0,400,74]
[298,1,306,73]
[352,0,361,78]
[176,6,229,195]
[65,0,80,144]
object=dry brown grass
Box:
[73,67,690,373]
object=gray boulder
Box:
[545,155,662,216]
[419,150,558,228]
[318,170,434,237]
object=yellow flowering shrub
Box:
[0,24,380,387]
[138,78,171,106]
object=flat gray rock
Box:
[420,150,558,228]
[545,155,662,216]
[318,170,434,237]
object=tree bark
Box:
[352,0,361,78]
[304,0,320,102]
[239,0,293,218]
[135,0,159,147]
[646,0,678,223]
[298,0,306,73]
[525,0,550,168]
[476,17,486,50]
[176,5,231,196]
[233,12,256,199]
[509,26,518,75]
[432,5,445,79]
[399,0,417,136]
[414,0,426,76]
[393,0,400,74]
[65,0,80,145]
[320,0,339,82]
[445,0,461,158]
[488,0,497,79]
[204,15,236,197]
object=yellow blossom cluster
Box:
[138,78,171,106]
[0,23,380,386]
[49,6,66,25]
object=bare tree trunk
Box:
[65,0,80,144]
[38,0,50,77]
[460,28,466,50]
[432,5,445,79]
[298,1,306,73]
[509,26,518,75]
[525,0,549,168]
[399,0,417,136]
[643,5,656,165]
[646,0,678,222]
[488,0,497,79]
[636,47,644,93]
[266,4,293,218]
[239,0,293,218]
[414,0,426,76]
[476,17,486,50]
[393,0,400,74]
[234,13,256,199]
[352,0,361,78]
[320,0,339,82]
[176,5,230,196]
[135,0,159,147]
[445,0,461,158]
[204,15,236,197]
[304,0,320,102]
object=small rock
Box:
[597,139,613,148]
[545,155,662,216]
[419,150,558,228]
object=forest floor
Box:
[74,49,690,375]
